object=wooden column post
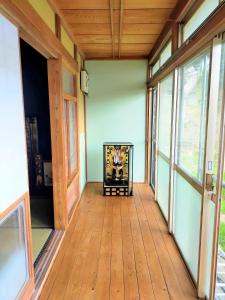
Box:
[48,57,68,229]
[172,22,179,54]
[55,14,61,41]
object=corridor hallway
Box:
[39,183,198,300]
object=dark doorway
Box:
[20,39,54,265]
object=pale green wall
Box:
[86,60,147,182]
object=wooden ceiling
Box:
[55,0,178,59]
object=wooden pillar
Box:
[55,14,61,41]
[48,57,68,229]
[172,22,179,54]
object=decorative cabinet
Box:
[103,143,134,196]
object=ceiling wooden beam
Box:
[109,0,115,58]
[118,0,124,58]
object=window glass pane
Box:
[63,67,75,96]
[177,50,210,182]
[217,159,225,297]
[0,202,29,300]
[183,0,219,42]
[160,40,172,66]
[151,89,157,189]
[158,74,173,157]
[215,42,225,298]
[205,202,215,298]
[157,156,170,220]
[173,171,201,282]
[69,102,77,173]
[152,60,160,75]
[152,89,157,142]
[64,101,69,177]
[151,142,156,189]
[213,42,225,192]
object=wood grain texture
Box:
[54,0,178,58]
[39,183,198,300]
[48,58,68,230]
[57,0,177,10]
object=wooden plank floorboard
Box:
[110,198,124,300]
[145,185,197,299]
[121,199,140,300]
[39,183,198,300]
[129,200,155,299]
[134,186,170,300]
[137,185,193,300]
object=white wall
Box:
[0,15,29,213]
[86,60,147,182]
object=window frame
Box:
[152,38,172,76]
[180,0,221,44]
[63,66,78,185]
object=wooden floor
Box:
[39,183,198,300]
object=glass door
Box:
[150,87,158,190]
[156,74,173,221]
[207,37,225,300]
[172,48,210,283]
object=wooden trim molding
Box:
[30,230,65,300]
[47,0,85,59]
[145,85,150,184]
[109,0,115,58]
[149,0,188,63]
[0,0,78,73]
[157,150,170,164]
[148,3,225,87]
[118,0,124,58]
[0,193,35,300]
[55,14,61,41]
[48,58,68,230]
[174,164,203,194]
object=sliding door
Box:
[156,74,173,221]
[0,14,34,299]
[207,37,225,300]
[150,88,157,190]
[172,49,210,283]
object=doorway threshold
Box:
[31,230,65,300]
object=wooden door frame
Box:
[48,57,68,230]
[0,3,81,299]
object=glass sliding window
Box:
[0,202,29,300]
[64,100,78,180]
[157,157,170,220]
[182,0,219,42]
[152,40,172,76]
[176,49,210,182]
[63,67,76,96]
[69,101,77,174]
[63,66,78,182]
[158,74,173,157]
[152,60,160,76]
[157,73,173,221]
[160,40,172,66]
[213,40,225,299]
[173,171,202,282]
[150,88,157,189]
